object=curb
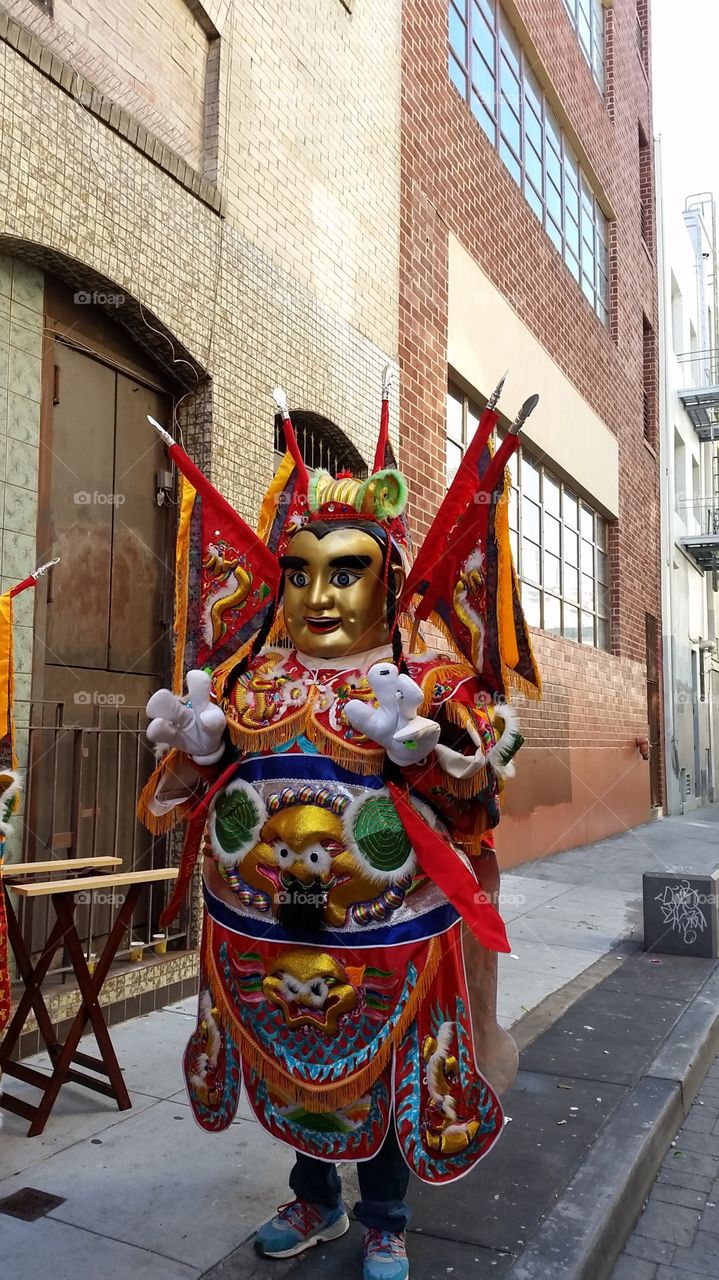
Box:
[506,970,719,1280]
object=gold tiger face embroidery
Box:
[262,950,365,1032]
[237,805,382,928]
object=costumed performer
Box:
[137,373,541,1280]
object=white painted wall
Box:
[657,140,719,812]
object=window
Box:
[273,411,367,476]
[639,123,652,251]
[563,0,605,90]
[636,1,649,75]
[447,383,610,649]
[446,386,481,485]
[643,314,656,445]
[674,429,686,515]
[448,1,609,324]
[670,274,683,356]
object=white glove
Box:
[146,670,227,766]
[344,662,440,767]
[434,702,522,781]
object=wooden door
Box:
[28,337,174,956]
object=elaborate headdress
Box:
[257,374,412,569]
[148,367,541,701]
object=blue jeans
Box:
[288,1121,411,1232]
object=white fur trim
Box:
[0,769,22,836]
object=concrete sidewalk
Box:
[1,807,718,1280]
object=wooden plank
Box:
[13,867,179,898]
[2,857,123,878]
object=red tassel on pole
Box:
[373,364,393,472]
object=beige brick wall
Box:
[222,0,402,357]
[3,0,211,168]
[2,0,401,357]
[0,0,402,516]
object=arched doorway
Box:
[21,272,202,962]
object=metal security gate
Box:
[18,703,187,971]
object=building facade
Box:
[400,0,662,863]
[656,163,719,813]
[0,0,663,1037]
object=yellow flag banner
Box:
[0,589,14,1031]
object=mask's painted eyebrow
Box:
[279,555,308,570]
[329,555,373,570]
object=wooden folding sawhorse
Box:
[0,859,178,1135]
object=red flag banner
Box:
[168,444,281,679]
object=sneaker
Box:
[362,1228,409,1280]
[254,1198,349,1259]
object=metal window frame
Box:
[448,0,608,324]
[562,0,605,91]
[446,383,610,649]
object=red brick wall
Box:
[400,0,663,853]
[496,631,651,866]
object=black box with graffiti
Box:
[643,870,719,958]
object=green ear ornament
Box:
[357,469,408,520]
[344,792,416,884]
[210,780,265,865]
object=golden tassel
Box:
[136,750,196,834]
[305,717,385,775]
[224,695,312,753]
[418,660,475,717]
[172,477,196,695]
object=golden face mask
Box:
[281,526,401,659]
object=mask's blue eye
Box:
[289,570,309,588]
[330,569,359,588]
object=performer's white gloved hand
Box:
[146,670,227,766]
[344,662,440,768]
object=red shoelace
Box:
[275,1199,325,1235]
[364,1228,407,1259]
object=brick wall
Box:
[400,0,664,837]
[220,0,401,362]
[0,0,402,523]
[3,0,211,168]
[497,630,651,865]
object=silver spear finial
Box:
[147,415,174,447]
[31,557,60,581]
[272,386,290,420]
[508,393,540,436]
[381,364,395,400]
[487,371,508,411]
